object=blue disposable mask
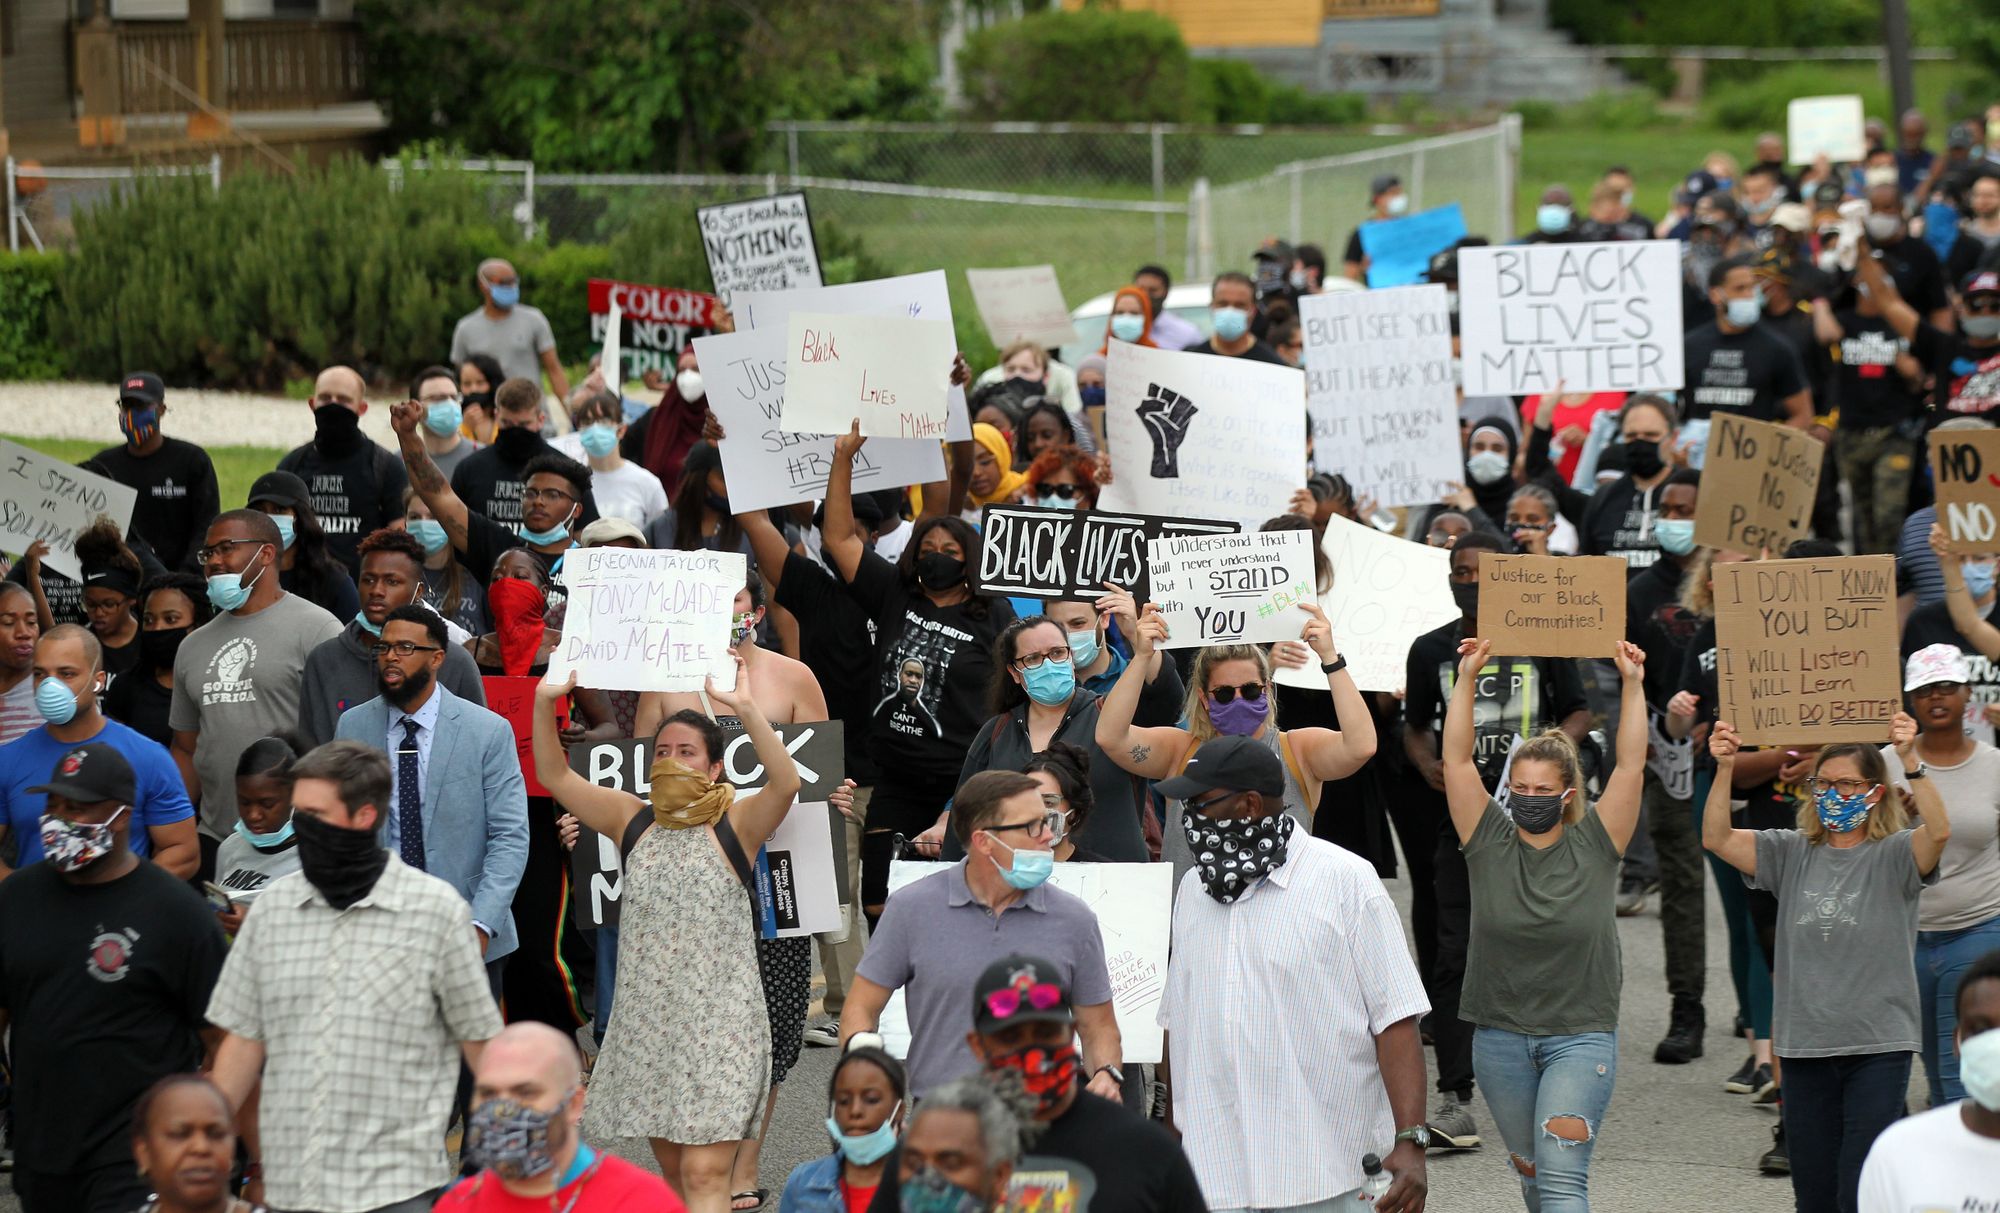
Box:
[579,422,619,458]
[34,676,81,726]
[271,514,296,551]
[1537,203,1572,234]
[1210,306,1250,342]
[407,519,449,556]
[423,398,463,437]
[1814,784,1877,833]
[206,550,268,612]
[1078,385,1106,407]
[1654,518,1697,556]
[1022,658,1075,707]
[354,611,383,638]
[1110,313,1145,343]
[986,834,1055,890]
[488,282,520,309]
[520,507,574,547]
[1964,561,1997,599]
[1035,493,1072,510]
[234,815,295,850]
[824,1103,900,1166]
[1726,291,1765,328]
[1067,628,1100,670]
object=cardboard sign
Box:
[781,311,956,440]
[1300,284,1460,508]
[973,503,1239,601]
[694,327,944,514]
[1476,553,1627,658]
[1273,514,1460,694]
[588,278,720,381]
[1458,241,1684,396]
[1356,202,1468,288]
[1145,528,1318,649]
[696,192,823,306]
[568,722,846,930]
[966,264,1076,349]
[0,440,140,582]
[1096,340,1306,530]
[1694,413,1825,555]
[879,860,1171,1064]
[1714,555,1899,744]
[481,676,566,798]
[1931,428,2000,551]
[555,548,744,692]
[1787,95,1866,166]
[735,270,971,442]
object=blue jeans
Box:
[1472,1027,1617,1213]
[592,925,619,1046]
[1779,1051,1911,1213]
[1915,914,2000,1104]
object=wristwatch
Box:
[1321,655,1348,675]
[1095,1064,1126,1085]
[1906,762,1928,781]
[1394,1125,1432,1149]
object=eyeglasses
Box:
[1811,778,1879,799]
[1011,644,1071,671]
[1911,680,1967,698]
[985,810,1065,843]
[371,641,443,659]
[1186,789,1247,817]
[1207,681,1266,705]
[1037,483,1085,501]
[520,487,575,505]
[983,981,1064,1020]
[194,538,265,563]
[1967,297,2000,314]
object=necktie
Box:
[397,718,425,870]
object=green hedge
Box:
[0,252,68,379]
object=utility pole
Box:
[1882,0,1915,119]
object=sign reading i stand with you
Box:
[1272,514,1459,695]
[1694,413,1824,554]
[973,503,1239,600]
[0,439,139,582]
[1144,528,1317,649]
[1300,284,1460,508]
[1930,428,2000,548]
[696,192,823,306]
[781,311,956,439]
[1714,555,1899,745]
[693,327,943,514]
[1457,241,1684,395]
[554,547,745,693]
[1477,553,1628,658]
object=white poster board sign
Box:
[1145,528,1317,649]
[1787,95,1866,166]
[1097,341,1306,530]
[0,439,140,582]
[1300,284,1460,508]
[555,548,744,692]
[1458,241,1684,396]
[781,311,956,439]
[965,264,1075,349]
[1274,514,1460,694]
[696,192,823,306]
[735,270,970,441]
[878,860,1171,1064]
[694,327,944,514]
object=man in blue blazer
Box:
[335,604,528,969]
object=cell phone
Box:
[202,881,236,912]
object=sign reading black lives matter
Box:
[569,721,846,932]
[974,503,1240,601]
[696,192,824,306]
[1456,240,1684,396]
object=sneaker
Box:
[1751,1070,1781,1103]
[1653,996,1705,1064]
[1757,1123,1789,1174]
[1723,1055,1760,1093]
[1616,879,1649,917]
[1425,1095,1482,1150]
[802,1021,841,1048]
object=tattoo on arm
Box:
[408,451,446,496]
[1129,744,1152,764]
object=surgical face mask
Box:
[1863,212,1903,243]
[271,514,296,551]
[1964,313,2000,340]
[1655,518,1697,556]
[119,406,160,446]
[520,507,575,547]
[1067,628,1100,670]
[1620,189,1635,209]
[825,1102,900,1166]
[1109,312,1145,343]
[1021,657,1075,707]
[423,397,463,437]
[1288,268,1311,291]
[1466,449,1511,485]
[1509,791,1568,834]
[206,548,269,612]
[354,611,383,638]
[1210,306,1250,342]
[1385,193,1411,217]
[985,833,1054,890]
[467,1091,573,1181]
[1206,690,1270,737]
[487,281,521,310]
[1537,203,1572,234]
[407,518,449,556]
[1725,292,1765,328]
[35,675,84,726]
[41,805,126,873]
[901,1166,987,1213]
[1035,493,1073,510]
[578,422,619,458]
[675,368,705,402]
[1182,807,1294,904]
[1961,1027,2000,1112]
[1814,783,1877,832]
[1963,561,1998,598]
[234,814,295,849]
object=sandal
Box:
[732,1190,770,1212]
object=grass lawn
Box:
[3,435,288,517]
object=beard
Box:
[382,664,435,710]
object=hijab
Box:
[1100,287,1158,352]
[970,422,1030,507]
[639,379,707,492]
[1467,423,1519,522]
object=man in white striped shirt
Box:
[1159,735,1433,1213]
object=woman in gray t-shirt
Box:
[1704,713,1950,1213]
[1441,637,1649,1212]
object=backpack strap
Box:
[1172,736,1202,777]
[617,810,652,863]
[712,814,757,892]
[1276,731,1314,821]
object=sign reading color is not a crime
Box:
[1457,241,1684,396]
[1714,555,1900,746]
[1477,553,1627,658]
[1931,428,2000,548]
[1694,413,1825,555]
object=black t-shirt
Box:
[1184,338,1289,366]
[867,1092,1206,1213]
[775,550,882,786]
[1579,476,1664,568]
[1403,618,1589,791]
[1830,310,1923,430]
[451,441,542,529]
[1674,620,1799,824]
[104,670,176,749]
[1876,236,1950,319]
[1625,557,1701,709]
[88,437,219,570]
[1903,598,2000,744]
[279,560,360,621]
[1765,303,1830,412]
[276,439,409,574]
[1681,321,1810,423]
[1909,323,2000,420]
[0,860,226,1171]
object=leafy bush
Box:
[1266,87,1366,127]
[958,9,1194,124]
[1699,63,1889,133]
[1550,0,1879,49]
[0,253,70,379]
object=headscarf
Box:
[970,422,1030,507]
[639,380,707,492]
[1100,287,1157,353]
[1075,352,1107,382]
[1466,423,1518,522]
[488,577,548,676]
[649,756,735,830]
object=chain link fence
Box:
[5,156,223,253]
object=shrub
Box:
[0,252,70,379]
[958,9,1194,124]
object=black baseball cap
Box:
[972,955,1074,1034]
[1155,734,1286,800]
[119,372,165,408]
[1251,237,1296,265]
[29,742,137,805]
[247,470,310,510]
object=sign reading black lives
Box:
[569,720,845,930]
[974,503,1240,600]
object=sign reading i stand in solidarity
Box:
[1097,341,1306,530]
[973,503,1239,600]
[1476,553,1627,658]
[0,439,139,582]
[781,311,956,439]
[587,278,720,379]
[1714,555,1900,744]
[1694,413,1824,554]
[1299,284,1460,507]
[1931,428,2000,547]
[555,548,745,692]
[1457,241,1684,395]
[1144,528,1317,649]
[696,193,823,305]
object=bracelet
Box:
[1095,1064,1126,1085]
[1320,655,1348,675]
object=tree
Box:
[956,9,1195,124]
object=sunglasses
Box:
[1037,483,1085,500]
[983,982,1064,1020]
[1207,681,1266,705]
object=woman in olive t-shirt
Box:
[1441,637,1650,1213]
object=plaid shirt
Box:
[207,856,502,1213]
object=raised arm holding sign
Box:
[555,547,746,692]
[0,439,139,581]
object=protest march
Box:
[11,72,2000,1213]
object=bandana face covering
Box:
[1181,807,1294,903]
[467,1091,573,1180]
[987,1042,1080,1116]
[649,756,735,830]
[41,805,126,873]
[292,810,389,910]
[487,577,548,676]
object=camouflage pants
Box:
[1836,425,1917,555]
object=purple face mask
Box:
[1207,693,1270,737]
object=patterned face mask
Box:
[1814,785,1877,833]
[466,1090,574,1180]
[1181,807,1294,903]
[40,805,127,873]
[986,1041,1079,1116]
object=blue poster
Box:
[1358,203,1469,288]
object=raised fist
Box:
[1136,382,1198,478]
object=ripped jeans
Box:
[1472,1027,1617,1213]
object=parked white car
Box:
[1059,279,1360,367]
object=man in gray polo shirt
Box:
[839,770,1124,1100]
